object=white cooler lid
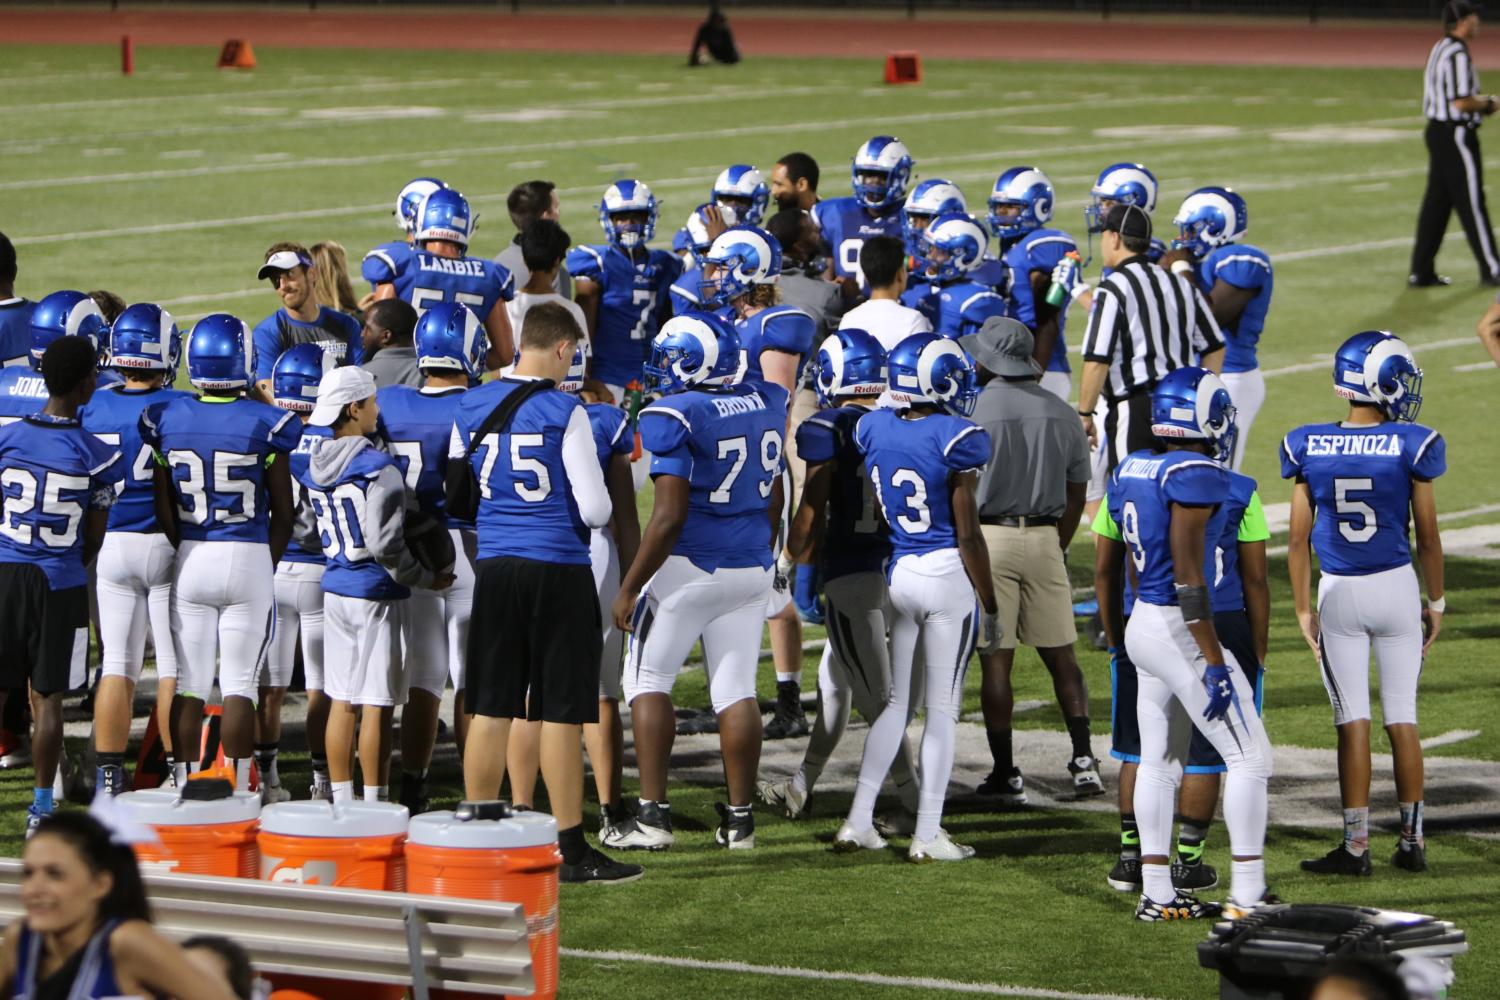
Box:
[407,810,558,849]
[117,788,260,826]
[259,800,410,838]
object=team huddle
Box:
[0,135,1446,906]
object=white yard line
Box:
[1453,361,1493,372]
[1421,729,1481,749]
[1265,503,1500,556]
[1262,334,1475,378]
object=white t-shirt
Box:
[839,297,932,352]
[508,292,589,346]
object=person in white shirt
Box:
[838,235,932,350]
[506,220,589,346]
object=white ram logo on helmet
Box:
[686,203,737,246]
[1001,168,1054,219]
[605,181,654,211]
[918,338,968,404]
[1096,165,1158,212]
[907,181,966,214]
[670,315,721,383]
[711,229,777,285]
[857,137,912,170]
[1359,335,1417,404]
[1173,190,1245,245]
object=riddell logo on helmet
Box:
[1152,425,1191,438]
[112,357,157,369]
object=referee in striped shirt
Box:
[1076,204,1224,471]
[1412,1,1500,287]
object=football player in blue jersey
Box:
[268,344,336,801]
[1285,332,1445,876]
[1097,367,1273,921]
[900,213,1009,340]
[812,136,913,299]
[836,333,999,862]
[251,243,364,403]
[668,202,735,316]
[0,233,32,366]
[606,312,788,851]
[0,336,123,832]
[376,303,485,814]
[360,177,448,293]
[0,291,110,426]
[990,166,1083,401]
[369,188,515,373]
[1085,162,1165,263]
[569,180,683,401]
[1163,188,1274,470]
[758,329,920,822]
[82,303,188,798]
[712,165,770,227]
[144,314,300,789]
[900,178,967,258]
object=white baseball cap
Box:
[257,249,314,280]
[309,366,376,426]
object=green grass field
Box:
[3,42,1500,998]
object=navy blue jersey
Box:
[0,367,50,426]
[1195,244,1272,374]
[450,378,593,565]
[299,446,409,600]
[736,304,816,385]
[1105,449,1229,607]
[250,307,363,383]
[81,385,192,533]
[283,421,330,565]
[640,381,789,573]
[812,197,902,288]
[585,402,631,473]
[0,415,123,589]
[1004,228,1079,374]
[899,279,1008,340]
[371,249,515,327]
[855,408,991,560]
[376,384,468,527]
[565,243,680,388]
[797,404,890,580]
[1281,421,1445,576]
[1213,471,1258,612]
[140,395,300,544]
[361,241,412,291]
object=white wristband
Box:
[1169,259,1194,278]
[1069,281,1092,302]
[1427,596,1446,614]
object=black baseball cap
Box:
[1446,1,1482,28]
[1102,202,1152,242]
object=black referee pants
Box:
[1412,120,1500,281]
[1103,387,1157,474]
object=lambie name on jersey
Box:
[299,446,409,600]
[283,422,330,565]
[813,197,902,289]
[640,380,789,573]
[1195,244,1272,375]
[1281,421,1445,576]
[1004,228,1078,373]
[0,416,124,590]
[1106,449,1229,608]
[797,405,890,581]
[376,385,469,528]
[140,396,300,544]
[81,386,191,534]
[376,249,515,321]
[855,408,991,561]
[736,305,816,385]
[566,243,681,388]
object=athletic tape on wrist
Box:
[1176,584,1212,624]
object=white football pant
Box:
[265,560,324,691]
[592,527,624,700]
[1221,368,1265,472]
[171,540,274,702]
[406,529,476,696]
[1317,564,1423,727]
[96,531,178,683]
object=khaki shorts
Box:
[783,386,821,517]
[982,523,1078,651]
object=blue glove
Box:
[1202,664,1236,723]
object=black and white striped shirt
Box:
[1080,257,1224,401]
[1424,35,1478,123]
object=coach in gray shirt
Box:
[958,317,1101,804]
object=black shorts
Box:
[1103,387,1158,474]
[466,556,602,724]
[0,564,90,696]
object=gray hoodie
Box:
[299,435,435,592]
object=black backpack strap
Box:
[443,378,555,521]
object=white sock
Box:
[331,780,354,803]
[173,762,189,787]
[364,785,388,803]
[230,757,252,790]
[776,671,801,685]
[1230,859,1267,908]
[1142,861,1176,905]
[914,708,959,843]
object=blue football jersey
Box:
[81,385,192,533]
[585,402,631,473]
[0,415,124,589]
[0,367,50,426]
[298,446,410,600]
[1004,229,1079,374]
[971,255,1012,297]
[1196,244,1273,374]
[140,395,301,544]
[669,265,707,317]
[1280,421,1445,576]
[378,250,515,328]
[282,420,330,565]
[0,299,33,367]
[361,241,413,291]
[640,381,790,573]
[812,197,902,288]
[451,378,593,565]
[1213,471,1258,612]
[1106,449,1230,607]
[899,279,1008,340]
[250,307,363,382]
[855,408,992,560]
[566,244,681,389]
[796,404,890,581]
[376,384,468,527]
[736,304,816,385]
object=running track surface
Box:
[3,5,1496,69]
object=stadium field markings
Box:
[1261,333,1473,377]
[1454,361,1493,372]
[558,949,1156,1000]
[1422,729,1482,749]
[0,75,483,114]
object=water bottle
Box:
[624,379,646,461]
[1045,251,1082,308]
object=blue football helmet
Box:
[699,225,782,307]
[901,179,968,255]
[1085,162,1159,234]
[109,303,180,374]
[29,291,107,371]
[1332,330,1423,423]
[914,213,989,284]
[1150,367,1238,463]
[988,167,1055,241]
[814,328,887,407]
[395,177,447,236]
[271,343,336,413]
[886,332,980,417]
[712,166,769,227]
[851,136,915,211]
[1172,186,1249,258]
[644,311,743,394]
[599,180,658,250]
[414,188,474,251]
[558,339,591,395]
[186,314,254,392]
[682,202,739,266]
[415,302,489,379]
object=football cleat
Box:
[398,775,429,816]
[756,777,810,820]
[714,803,756,850]
[832,822,888,853]
[763,679,809,740]
[559,847,645,886]
[1171,858,1219,891]
[261,783,292,806]
[675,708,720,735]
[25,805,49,840]
[1134,891,1221,922]
[309,777,333,803]
[599,803,626,842]
[1300,844,1373,876]
[907,830,976,863]
[874,811,917,838]
[1393,842,1428,873]
[1222,890,1282,921]
[1107,855,1143,891]
[976,767,1026,805]
[602,801,675,851]
[1069,756,1105,797]
[0,731,32,769]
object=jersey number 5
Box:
[1333,477,1377,543]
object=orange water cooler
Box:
[257,801,409,891]
[118,788,260,878]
